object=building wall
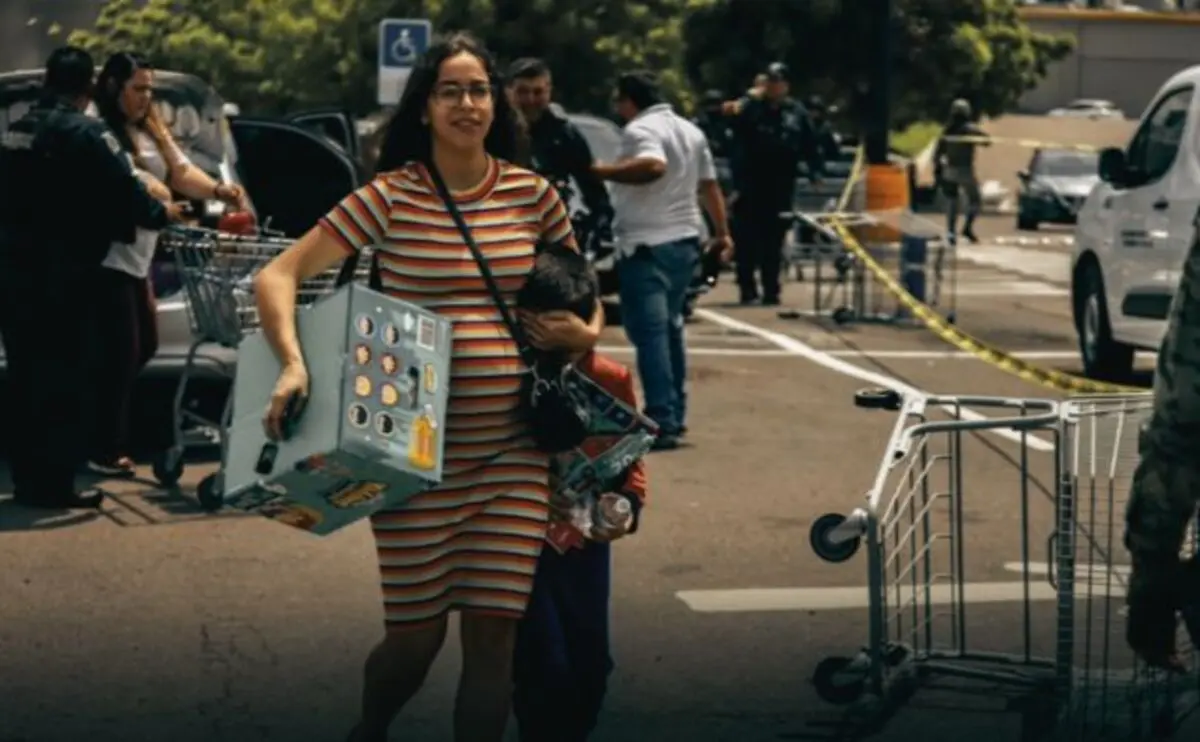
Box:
[1018,7,1200,117]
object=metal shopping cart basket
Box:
[806,388,1199,740]
[783,209,957,326]
[149,225,370,506]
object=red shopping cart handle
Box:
[219,211,258,235]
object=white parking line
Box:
[676,562,1129,614]
[599,346,1083,361]
[676,582,1059,613]
[693,308,1057,452]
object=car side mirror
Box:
[1098,147,1127,186]
[1016,170,1030,183]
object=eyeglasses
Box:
[432,82,493,106]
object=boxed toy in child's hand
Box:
[544,370,658,553]
[217,283,454,536]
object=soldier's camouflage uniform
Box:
[1125,224,1200,663]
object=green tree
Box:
[63,0,705,117]
[683,0,1074,128]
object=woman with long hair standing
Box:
[251,32,602,742]
[89,52,247,477]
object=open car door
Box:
[287,108,361,163]
[228,116,364,238]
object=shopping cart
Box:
[150,225,370,507]
[782,209,957,326]
[807,388,1199,740]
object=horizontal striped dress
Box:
[319,157,576,627]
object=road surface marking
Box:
[598,345,792,357]
[677,582,1059,613]
[957,244,1071,284]
[599,347,1084,360]
[677,567,1128,613]
[824,350,1080,360]
[1004,560,1130,582]
[694,308,1056,452]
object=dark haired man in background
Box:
[0,45,182,510]
[507,57,613,241]
[592,71,732,450]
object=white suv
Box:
[1071,65,1200,379]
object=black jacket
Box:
[0,96,169,271]
[527,110,613,229]
[730,96,825,204]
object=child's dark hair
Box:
[516,242,598,323]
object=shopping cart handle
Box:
[279,392,308,441]
[253,393,308,476]
[854,387,902,411]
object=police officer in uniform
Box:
[0,46,183,509]
[933,98,989,244]
[507,58,613,241]
[725,62,824,306]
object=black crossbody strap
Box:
[425,162,535,366]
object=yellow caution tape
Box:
[822,148,1142,395]
[940,134,1102,153]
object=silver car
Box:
[0,69,367,381]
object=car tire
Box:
[1076,263,1134,381]
[1017,211,1039,231]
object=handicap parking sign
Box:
[378,18,432,106]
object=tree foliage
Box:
[65,0,705,117]
[684,0,1074,128]
[63,0,1072,126]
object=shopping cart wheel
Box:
[810,513,861,563]
[832,306,852,324]
[854,388,902,411]
[812,656,866,706]
[196,474,224,512]
[152,447,185,487]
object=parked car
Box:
[1016,148,1101,230]
[1070,65,1199,379]
[1049,98,1126,120]
[0,68,366,381]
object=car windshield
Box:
[0,74,227,177]
[1039,151,1099,177]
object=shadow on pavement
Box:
[0,498,102,531]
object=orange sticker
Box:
[408,414,437,470]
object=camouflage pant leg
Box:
[1125,451,1200,602]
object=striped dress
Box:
[318,157,576,627]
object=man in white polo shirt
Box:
[593,71,732,450]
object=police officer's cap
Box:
[765,62,789,82]
[44,46,95,98]
[950,98,972,117]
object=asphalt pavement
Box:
[1,223,1191,742]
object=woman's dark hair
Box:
[376,31,527,173]
[94,51,154,154]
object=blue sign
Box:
[378,18,431,70]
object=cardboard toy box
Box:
[544,370,659,552]
[219,283,454,536]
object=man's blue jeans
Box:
[616,237,699,435]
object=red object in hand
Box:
[219,211,257,235]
